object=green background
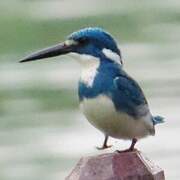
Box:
[0,0,179,179]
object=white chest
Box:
[69,53,100,87]
[80,63,99,87]
[80,95,154,139]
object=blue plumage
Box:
[153,116,165,125]
[68,27,122,61]
[79,60,120,100]
[79,59,147,118]
[68,28,119,53]
[21,27,164,151]
[74,28,164,149]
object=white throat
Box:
[70,53,100,87]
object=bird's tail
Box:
[152,115,165,125]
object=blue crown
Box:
[68,27,121,56]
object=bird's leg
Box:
[129,138,137,151]
[96,135,112,150]
[117,138,138,153]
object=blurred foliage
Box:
[0,3,180,55]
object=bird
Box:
[20,27,164,152]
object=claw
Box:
[97,135,112,150]
[96,144,112,150]
[116,148,137,153]
[116,138,138,153]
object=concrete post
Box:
[66,151,165,180]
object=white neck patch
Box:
[70,53,100,87]
[102,48,121,64]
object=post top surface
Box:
[66,150,165,180]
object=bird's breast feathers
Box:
[80,95,154,139]
[80,59,99,88]
[71,53,100,87]
[77,55,155,139]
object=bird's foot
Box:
[97,135,112,150]
[116,148,137,153]
[96,144,112,150]
[116,138,138,153]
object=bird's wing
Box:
[113,74,149,117]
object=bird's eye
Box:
[78,37,87,45]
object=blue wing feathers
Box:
[79,61,164,123]
[113,75,149,118]
[114,76,147,106]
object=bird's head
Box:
[20,27,122,65]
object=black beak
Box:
[20,42,76,63]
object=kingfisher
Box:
[20,27,164,152]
